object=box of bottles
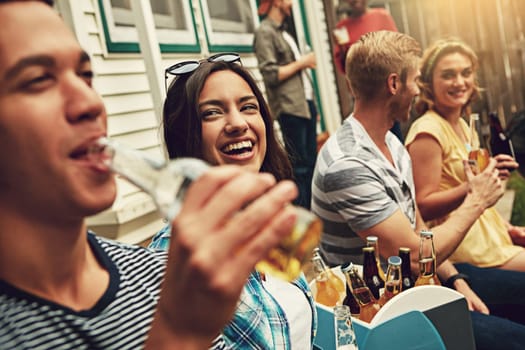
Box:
[312,283,475,350]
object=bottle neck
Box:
[399,251,412,275]
[386,265,401,281]
[419,235,437,274]
[312,257,329,279]
[96,137,209,219]
[108,144,162,190]
[363,250,379,276]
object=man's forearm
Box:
[278,60,305,82]
[432,194,485,264]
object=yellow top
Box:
[405,110,522,267]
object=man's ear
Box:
[387,73,398,95]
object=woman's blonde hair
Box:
[416,38,481,116]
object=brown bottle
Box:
[415,230,441,286]
[366,235,386,281]
[378,256,403,306]
[398,247,415,290]
[362,246,385,299]
[342,262,380,323]
[340,262,361,317]
[489,111,516,170]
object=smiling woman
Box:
[405,37,525,274]
[162,56,293,182]
[148,55,317,349]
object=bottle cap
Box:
[420,229,433,237]
[398,247,410,253]
[340,262,354,272]
[387,256,402,266]
[366,235,378,243]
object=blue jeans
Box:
[470,312,525,350]
[278,100,317,209]
[454,263,525,348]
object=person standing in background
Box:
[254,0,318,209]
[332,0,403,141]
[333,0,397,74]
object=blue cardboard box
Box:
[313,285,475,350]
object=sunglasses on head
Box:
[164,52,242,92]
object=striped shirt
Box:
[311,115,416,266]
[0,233,172,350]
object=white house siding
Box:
[303,0,341,134]
[57,0,339,244]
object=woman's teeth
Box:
[223,140,253,154]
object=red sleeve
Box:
[333,21,351,74]
[333,41,350,74]
[380,9,398,32]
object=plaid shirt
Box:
[149,225,317,349]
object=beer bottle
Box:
[398,247,415,290]
[312,254,341,306]
[342,262,380,323]
[340,263,360,317]
[468,113,490,173]
[415,230,441,286]
[362,247,385,299]
[489,111,516,159]
[312,248,345,296]
[366,236,386,281]
[378,256,403,306]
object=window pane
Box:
[101,0,198,51]
[151,0,187,30]
[111,0,129,8]
[206,0,254,33]
[110,0,187,30]
[110,0,133,27]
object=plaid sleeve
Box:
[148,224,171,251]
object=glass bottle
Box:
[342,262,381,323]
[468,113,490,174]
[398,247,415,290]
[89,137,322,281]
[415,230,441,286]
[489,111,516,159]
[334,305,359,350]
[312,248,346,297]
[341,263,361,317]
[366,236,386,281]
[362,246,385,300]
[312,255,341,307]
[378,256,403,306]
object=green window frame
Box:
[199,0,260,53]
[98,0,200,53]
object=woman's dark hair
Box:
[163,61,293,181]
